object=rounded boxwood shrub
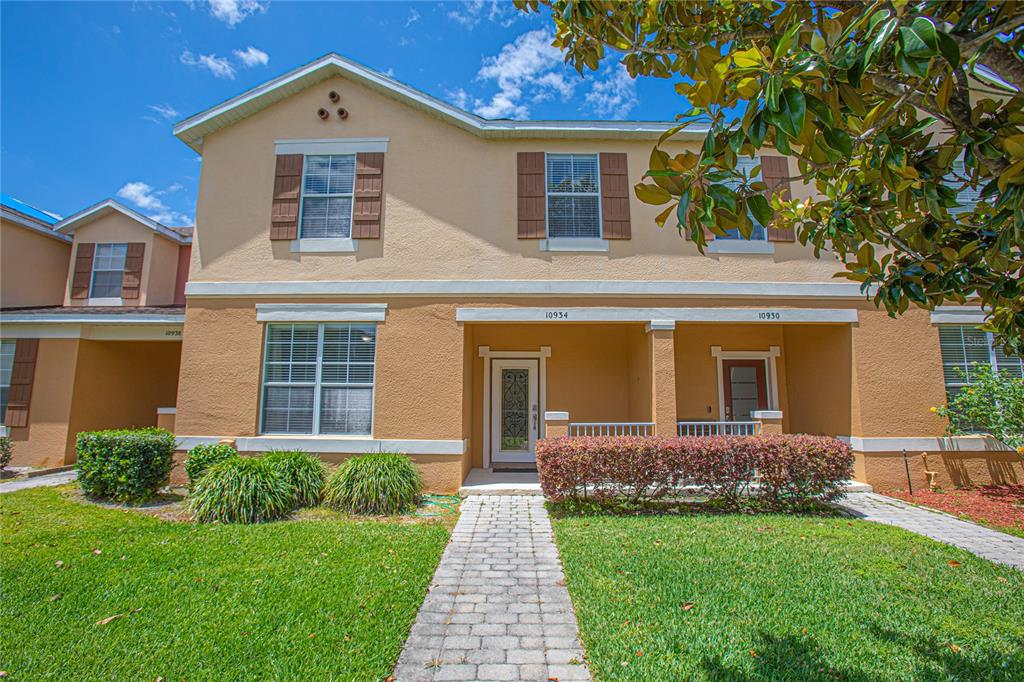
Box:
[184,443,239,490]
[190,457,294,524]
[263,450,326,507]
[0,436,12,470]
[323,453,422,515]
[76,428,175,503]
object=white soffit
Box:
[456,307,859,324]
[255,303,387,322]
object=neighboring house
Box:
[164,53,1023,493]
[0,199,191,467]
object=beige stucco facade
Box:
[1,217,71,308]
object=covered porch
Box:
[459,305,857,471]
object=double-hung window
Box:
[0,340,14,423]
[90,243,128,298]
[261,323,376,435]
[718,156,767,240]
[300,154,356,238]
[939,326,1023,401]
[546,153,601,239]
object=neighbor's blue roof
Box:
[0,194,60,225]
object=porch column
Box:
[647,321,678,438]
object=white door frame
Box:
[490,359,539,463]
[479,346,550,468]
[711,346,780,419]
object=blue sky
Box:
[1,1,686,227]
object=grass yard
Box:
[0,486,451,680]
[553,510,1024,681]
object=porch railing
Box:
[569,422,656,437]
[677,420,761,437]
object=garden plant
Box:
[324,453,423,515]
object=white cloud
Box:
[474,29,573,119]
[207,0,267,27]
[233,46,269,67]
[180,50,236,79]
[147,103,180,120]
[116,182,191,226]
[446,88,472,110]
[448,0,518,29]
[584,63,639,118]
[405,8,420,26]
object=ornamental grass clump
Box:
[263,450,326,507]
[184,443,239,490]
[190,457,294,524]
[323,453,422,515]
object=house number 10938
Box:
[758,312,781,320]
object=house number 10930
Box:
[758,312,781,320]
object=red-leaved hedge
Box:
[535,434,853,508]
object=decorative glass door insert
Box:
[490,359,539,463]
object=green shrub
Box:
[323,453,422,515]
[0,436,12,470]
[184,443,238,490]
[190,457,294,524]
[934,364,1024,451]
[76,428,175,503]
[263,450,326,507]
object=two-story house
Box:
[165,54,1023,493]
[0,198,190,467]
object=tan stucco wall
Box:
[62,212,183,307]
[859,449,1023,492]
[190,74,845,286]
[783,325,854,436]
[6,338,79,468]
[1,219,71,308]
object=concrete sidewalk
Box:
[0,470,77,494]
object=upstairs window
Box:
[718,156,766,240]
[939,326,1023,401]
[300,154,356,238]
[948,156,983,215]
[546,153,600,239]
[0,340,14,423]
[90,243,128,298]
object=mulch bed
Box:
[882,485,1024,535]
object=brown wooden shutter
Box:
[121,243,145,300]
[760,155,796,242]
[352,152,385,239]
[4,339,38,428]
[599,153,631,239]
[271,154,303,240]
[517,152,546,239]
[71,243,95,300]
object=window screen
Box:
[0,340,14,423]
[717,156,767,240]
[546,154,600,238]
[300,155,356,238]
[90,243,128,298]
[939,325,1024,399]
[261,323,376,435]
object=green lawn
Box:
[0,486,450,680]
[552,510,1024,681]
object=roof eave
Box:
[53,200,191,245]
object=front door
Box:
[491,359,538,463]
[722,359,768,420]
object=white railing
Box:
[677,421,761,437]
[569,422,656,437]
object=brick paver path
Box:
[393,495,589,681]
[836,492,1024,571]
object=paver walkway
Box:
[837,492,1024,571]
[0,470,77,494]
[393,495,589,681]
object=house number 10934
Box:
[545,311,569,320]
[758,312,781,320]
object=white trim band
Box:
[0,313,185,324]
[841,435,1014,452]
[185,279,870,300]
[289,238,358,253]
[544,411,569,421]
[255,303,387,322]
[539,238,609,253]
[930,307,986,325]
[275,137,389,155]
[751,410,783,420]
[174,435,465,455]
[156,407,177,415]
[457,307,858,324]
[708,240,775,255]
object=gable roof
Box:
[173,53,709,153]
[53,199,192,245]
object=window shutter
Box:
[517,152,546,238]
[5,338,38,428]
[121,243,145,300]
[71,243,95,300]
[271,154,303,241]
[599,153,631,239]
[352,152,384,239]
[760,155,795,242]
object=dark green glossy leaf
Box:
[747,193,773,226]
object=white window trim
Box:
[711,346,781,420]
[259,322,377,437]
[707,240,775,255]
[538,237,609,252]
[0,339,14,427]
[478,346,550,469]
[86,297,124,306]
[290,237,358,253]
[256,303,387,323]
[545,152,602,241]
[275,137,389,155]
[298,154,357,241]
[89,243,128,300]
